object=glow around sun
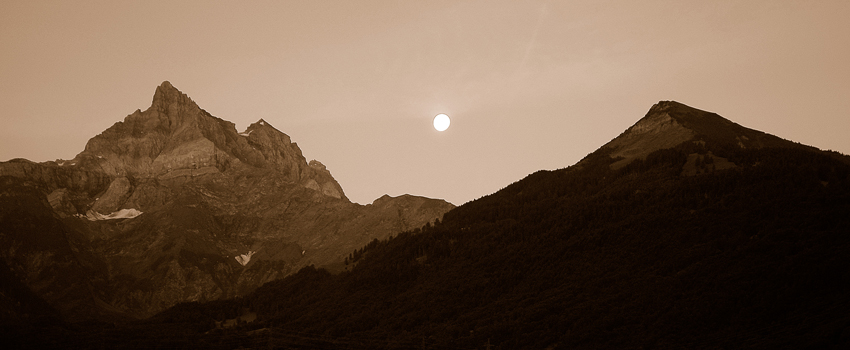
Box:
[433,114,450,131]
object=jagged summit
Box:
[243,118,287,139]
[149,80,204,124]
[68,81,347,200]
[159,80,175,89]
[152,80,190,105]
[601,100,803,169]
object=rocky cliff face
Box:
[0,82,453,320]
[75,81,344,200]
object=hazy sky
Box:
[2,1,849,205]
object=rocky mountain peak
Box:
[646,101,739,134]
[63,81,351,206]
[0,81,455,321]
[602,101,696,169]
[243,119,291,144]
[153,80,182,101]
[239,118,309,182]
[646,100,702,115]
[308,160,327,172]
[151,80,200,114]
[600,100,803,169]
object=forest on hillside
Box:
[6,143,850,349]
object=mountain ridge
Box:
[0,82,453,321]
[75,81,341,197]
[100,99,850,349]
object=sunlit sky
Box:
[2,0,849,205]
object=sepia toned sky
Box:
[2,0,849,205]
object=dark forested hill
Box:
[225,147,848,350]
[19,101,850,349]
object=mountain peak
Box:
[647,100,703,114]
[246,118,281,134]
[600,101,801,169]
[602,101,696,169]
[70,82,350,201]
[151,80,194,108]
[647,100,738,132]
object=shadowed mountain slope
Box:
[108,101,850,349]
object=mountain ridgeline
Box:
[5,99,850,349]
[69,100,849,349]
[0,81,454,324]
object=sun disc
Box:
[434,114,450,131]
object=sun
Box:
[433,114,450,131]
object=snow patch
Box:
[235,251,256,266]
[259,121,265,126]
[239,130,253,137]
[83,208,143,221]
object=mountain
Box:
[598,101,816,170]
[85,101,849,349]
[0,81,454,321]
